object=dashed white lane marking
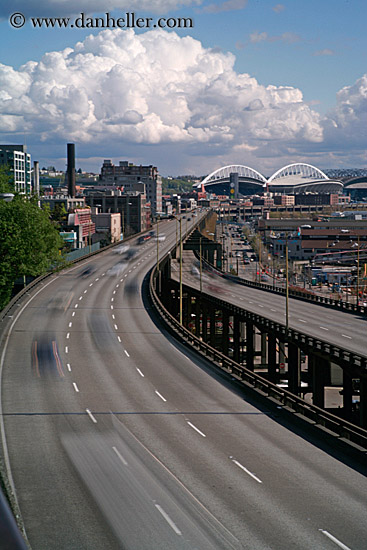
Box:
[72,311,75,317]
[65,346,68,353]
[66,333,70,339]
[342,334,352,339]
[231,458,262,484]
[79,296,83,301]
[74,304,78,309]
[112,446,128,466]
[116,284,119,288]
[113,290,116,295]
[84,289,87,294]
[124,350,130,357]
[111,305,114,310]
[318,530,351,550]
[187,421,206,438]
[128,269,132,273]
[89,283,93,287]
[86,409,97,423]
[117,336,121,343]
[155,390,167,402]
[95,277,99,281]
[67,363,71,372]
[73,382,79,393]
[155,504,182,536]
[120,279,123,282]
[259,305,264,308]
[136,368,144,377]
[111,298,114,302]
[112,314,115,319]
[114,324,118,330]
[249,301,253,304]
[69,322,72,327]
[101,273,105,276]
[320,326,329,331]
[298,319,306,323]
[271,308,276,312]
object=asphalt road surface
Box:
[1,214,367,549]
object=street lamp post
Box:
[357,234,360,306]
[179,217,183,325]
[156,215,160,272]
[199,237,202,293]
[285,233,289,331]
[172,215,183,324]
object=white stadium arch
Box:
[200,165,267,186]
[268,163,329,183]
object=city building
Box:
[40,196,86,211]
[67,208,95,249]
[100,160,162,216]
[0,145,31,193]
[86,190,149,236]
[91,211,121,245]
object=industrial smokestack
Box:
[33,161,40,195]
[67,143,76,198]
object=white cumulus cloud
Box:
[0,29,325,168]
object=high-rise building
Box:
[100,160,162,216]
[0,145,31,193]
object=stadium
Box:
[195,163,344,196]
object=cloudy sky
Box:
[1,0,367,176]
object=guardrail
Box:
[149,257,367,452]
[196,251,367,315]
[0,230,148,325]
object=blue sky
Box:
[1,1,367,175]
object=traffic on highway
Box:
[1,211,366,549]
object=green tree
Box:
[0,195,65,309]
[0,164,14,194]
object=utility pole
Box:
[156,215,160,272]
[200,236,203,293]
[285,233,289,331]
[179,217,183,325]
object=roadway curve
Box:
[178,250,367,358]
[1,216,367,550]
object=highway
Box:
[178,250,367,358]
[1,214,367,550]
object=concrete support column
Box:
[261,332,267,366]
[222,310,229,356]
[267,333,277,383]
[202,303,208,342]
[288,342,301,395]
[195,299,201,337]
[278,340,286,365]
[210,306,216,348]
[240,321,246,364]
[233,316,241,363]
[246,322,254,371]
[187,295,192,332]
[311,355,329,409]
[342,369,353,419]
[360,377,367,430]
